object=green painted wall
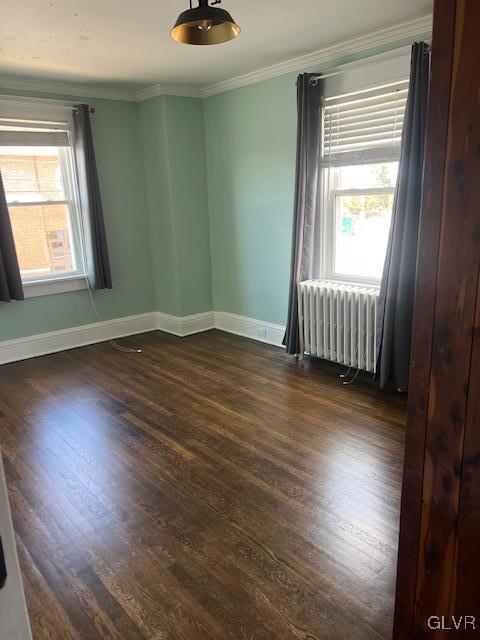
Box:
[0,93,155,341]
[204,35,431,326]
[204,75,296,326]
[1,91,212,341]
[165,97,212,316]
[139,96,181,316]
[1,32,431,342]
[139,96,212,317]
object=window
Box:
[319,81,407,284]
[328,162,398,280]
[0,101,85,288]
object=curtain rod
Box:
[309,68,352,85]
[300,42,430,86]
[0,94,95,113]
[0,93,86,107]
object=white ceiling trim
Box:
[0,15,432,104]
[200,14,432,98]
[135,84,202,101]
[0,74,137,102]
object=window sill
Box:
[23,275,88,299]
[318,277,381,289]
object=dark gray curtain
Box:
[73,104,112,290]
[0,172,24,303]
[376,43,430,391]
[283,74,323,354]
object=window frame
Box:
[316,79,407,287]
[322,174,397,286]
[0,98,87,294]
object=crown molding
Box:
[135,83,202,101]
[0,15,432,104]
[0,74,202,103]
[0,74,138,102]
[200,14,432,97]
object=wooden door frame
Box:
[393,0,480,637]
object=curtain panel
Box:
[283,74,323,354]
[0,172,24,303]
[73,104,112,290]
[376,43,431,391]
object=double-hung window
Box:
[319,80,408,285]
[0,99,85,294]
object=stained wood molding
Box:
[394,0,480,636]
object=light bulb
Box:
[198,20,212,31]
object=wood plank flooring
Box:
[0,330,406,640]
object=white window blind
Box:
[321,80,408,166]
[0,119,70,147]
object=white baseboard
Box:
[0,312,157,365]
[156,311,215,337]
[214,311,285,347]
[0,310,284,365]
[155,310,284,346]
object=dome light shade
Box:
[171,0,240,45]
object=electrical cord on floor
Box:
[67,161,142,355]
[339,344,360,385]
[341,368,360,385]
[340,365,353,380]
[85,278,142,354]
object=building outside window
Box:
[0,99,85,292]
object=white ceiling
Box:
[0,0,433,92]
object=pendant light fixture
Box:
[171,0,240,46]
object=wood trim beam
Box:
[394,0,480,636]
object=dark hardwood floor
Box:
[0,330,406,640]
